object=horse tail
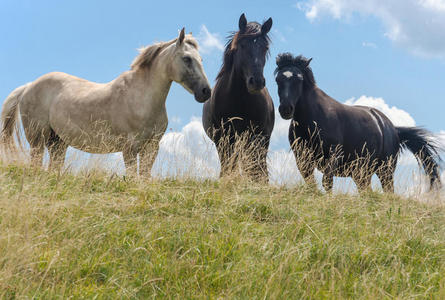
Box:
[396,126,442,189]
[1,83,29,155]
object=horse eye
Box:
[183,56,192,64]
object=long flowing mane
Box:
[216,22,271,81]
[131,35,198,70]
[275,53,316,88]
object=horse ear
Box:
[261,17,273,35]
[239,13,247,32]
[177,27,185,47]
[305,58,313,68]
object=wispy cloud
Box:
[362,41,377,49]
[170,116,181,124]
[196,25,224,54]
[296,0,445,58]
[272,29,287,43]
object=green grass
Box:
[0,164,444,299]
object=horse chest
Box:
[215,96,269,129]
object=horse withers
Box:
[203,13,275,182]
[1,28,211,176]
[274,52,442,192]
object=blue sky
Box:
[1,0,444,192]
[1,0,444,134]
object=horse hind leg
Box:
[352,170,373,193]
[376,161,395,193]
[321,159,335,192]
[46,129,68,171]
[26,126,47,168]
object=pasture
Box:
[1,1,445,298]
[1,163,445,298]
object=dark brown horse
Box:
[274,53,442,192]
[203,14,275,181]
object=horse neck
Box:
[293,85,320,122]
[218,64,248,96]
[120,50,173,111]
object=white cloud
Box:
[60,97,443,196]
[196,25,224,54]
[152,117,220,179]
[271,109,291,146]
[344,95,416,127]
[296,0,445,58]
[268,149,301,186]
[170,116,181,124]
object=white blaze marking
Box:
[283,71,293,78]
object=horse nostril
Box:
[248,77,254,86]
[202,87,210,96]
[279,105,293,117]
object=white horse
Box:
[1,28,211,176]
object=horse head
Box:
[231,14,272,93]
[275,53,313,119]
[170,28,211,103]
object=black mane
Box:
[275,53,316,87]
[216,22,271,81]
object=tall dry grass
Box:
[0,123,444,297]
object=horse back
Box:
[289,98,399,164]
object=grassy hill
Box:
[0,163,444,298]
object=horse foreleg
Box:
[246,136,269,183]
[123,148,138,177]
[353,174,372,192]
[295,154,316,188]
[249,147,269,183]
[217,144,236,178]
[139,139,160,178]
[322,172,334,192]
[30,146,44,168]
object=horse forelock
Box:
[131,34,198,70]
[275,53,316,87]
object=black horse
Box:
[203,14,275,181]
[274,53,442,192]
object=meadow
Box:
[1,162,445,298]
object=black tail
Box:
[397,127,442,190]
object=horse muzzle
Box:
[247,76,266,94]
[279,104,294,120]
[194,85,212,103]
